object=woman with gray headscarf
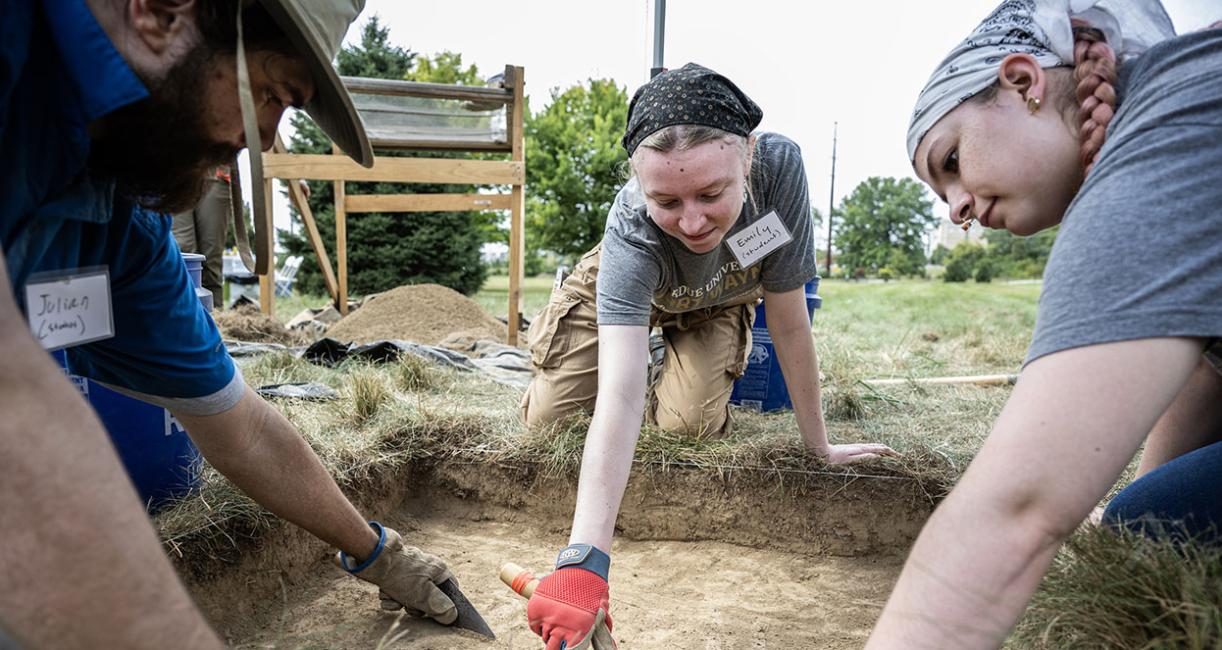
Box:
[869,0,1222,647]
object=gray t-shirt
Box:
[1027,29,1222,364]
[597,132,818,326]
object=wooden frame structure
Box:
[258,65,527,344]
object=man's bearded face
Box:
[89,42,237,214]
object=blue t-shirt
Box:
[1,0,242,416]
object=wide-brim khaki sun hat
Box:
[257,0,374,167]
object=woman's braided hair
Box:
[1071,21,1119,176]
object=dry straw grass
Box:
[154,348,966,563]
[396,354,439,392]
[1014,525,1222,649]
[347,367,391,424]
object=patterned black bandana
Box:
[622,63,764,155]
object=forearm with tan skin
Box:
[0,255,222,650]
[867,338,1203,650]
[175,387,379,560]
[764,287,897,462]
[1135,357,1222,477]
[567,325,651,553]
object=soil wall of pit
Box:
[423,461,935,557]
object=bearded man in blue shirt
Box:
[0,2,459,647]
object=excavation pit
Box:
[180,460,938,649]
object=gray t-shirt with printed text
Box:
[597,132,819,326]
[1027,29,1222,365]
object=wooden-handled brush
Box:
[499,562,540,599]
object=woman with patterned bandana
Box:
[521,63,896,650]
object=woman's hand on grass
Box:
[814,442,900,464]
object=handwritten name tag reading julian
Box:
[25,268,115,351]
[725,210,792,268]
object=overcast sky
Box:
[264,0,1217,246]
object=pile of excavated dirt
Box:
[325,284,507,346]
[213,304,307,345]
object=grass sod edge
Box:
[157,391,956,571]
[157,349,975,557]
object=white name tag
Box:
[25,267,115,351]
[725,210,792,268]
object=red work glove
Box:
[527,544,616,650]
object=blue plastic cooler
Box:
[57,357,201,509]
[729,278,822,412]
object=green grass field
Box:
[814,279,1039,379]
[472,273,556,318]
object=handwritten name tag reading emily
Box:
[724,210,792,269]
[25,268,115,351]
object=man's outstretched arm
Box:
[174,387,380,559]
[174,383,460,621]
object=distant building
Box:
[480,242,509,264]
[935,216,987,249]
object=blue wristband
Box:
[555,544,611,581]
[336,521,387,574]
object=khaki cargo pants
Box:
[521,246,759,438]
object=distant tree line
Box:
[832,174,1057,283]
[934,228,1057,283]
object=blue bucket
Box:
[729,278,822,412]
[182,252,205,288]
[48,252,209,510]
[54,353,202,510]
[181,252,212,311]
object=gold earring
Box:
[1027,96,1041,115]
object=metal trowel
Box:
[438,578,496,640]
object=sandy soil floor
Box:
[223,508,901,649]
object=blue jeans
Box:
[1103,440,1222,543]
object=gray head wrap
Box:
[906,0,1176,162]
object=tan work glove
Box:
[569,608,617,650]
[334,522,458,625]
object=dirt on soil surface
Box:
[214,304,308,345]
[326,284,508,346]
[217,499,901,649]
